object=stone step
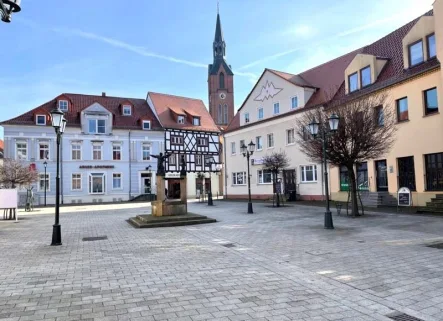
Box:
[128,217,217,228]
[430,198,443,203]
[435,194,443,199]
[417,207,443,214]
[425,202,443,208]
[136,213,209,223]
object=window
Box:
[427,33,436,59]
[286,129,295,145]
[375,106,384,127]
[301,165,317,182]
[89,173,105,194]
[197,138,208,147]
[38,173,50,192]
[223,104,228,124]
[113,145,122,160]
[302,126,311,141]
[89,119,106,134]
[273,102,280,115]
[169,154,176,165]
[398,156,416,191]
[409,40,423,67]
[396,97,408,122]
[93,145,102,160]
[122,105,131,116]
[218,105,223,123]
[177,116,185,124]
[195,154,202,165]
[58,100,68,111]
[339,166,349,191]
[71,143,81,160]
[424,87,438,115]
[112,173,122,189]
[232,172,246,185]
[356,162,369,190]
[36,115,46,125]
[258,169,272,184]
[16,142,27,160]
[219,72,225,89]
[171,136,184,145]
[360,66,371,87]
[142,121,151,130]
[291,96,298,109]
[193,117,200,126]
[425,153,443,191]
[240,140,245,150]
[231,142,236,155]
[244,113,250,123]
[142,145,151,161]
[39,142,49,160]
[348,72,358,93]
[72,174,82,191]
[258,107,264,120]
[256,136,262,150]
[267,133,274,148]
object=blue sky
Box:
[0,0,434,138]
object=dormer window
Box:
[177,115,185,124]
[142,120,151,130]
[58,100,68,111]
[89,119,106,134]
[408,40,424,67]
[348,72,358,93]
[427,33,436,59]
[193,117,200,126]
[36,115,46,125]
[122,105,132,116]
[360,66,371,87]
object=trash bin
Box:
[288,190,296,202]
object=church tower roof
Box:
[208,8,233,75]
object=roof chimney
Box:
[102,92,106,97]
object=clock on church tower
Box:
[208,10,234,127]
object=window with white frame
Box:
[93,144,102,160]
[273,102,280,115]
[36,115,46,125]
[169,154,176,165]
[286,129,295,145]
[177,115,185,124]
[267,133,274,148]
[142,144,151,161]
[231,142,236,155]
[113,145,122,160]
[16,142,27,160]
[258,107,264,120]
[89,173,105,194]
[71,174,82,191]
[232,172,246,185]
[244,112,250,123]
[195,154,202,165]
[240,140,245,150]
[38,142,49,160]
[112,173,122,189]
[193,117,200,126]
[88,119,106,134]
[58,100,68,111]
[122,105,131,116]
[258,169,272,184]
[291,96,298,109]
[301,165,317,182]
[171,136,184,145]
[197,137,208,146]
[38,173,50,192]
[71,143,81,160]
[142,120,151,130]
[256,136,263,150]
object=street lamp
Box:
[241,140,255,214]
[50,108,66,246]
[0,0,21,23]
[308,113,340,229]
[43,161,47,207]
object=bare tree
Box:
[0,159,38,189]
[295,92,396,216]
[262,151,290,207]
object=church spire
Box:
[213,5,226,59]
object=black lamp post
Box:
[308,113,340,229]
[0,0,21,23]
[43,161,47,207]
[50,108,66,246]
[241,140,256,214]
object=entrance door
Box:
[283,170,296,200]
[142,177,151,194]
[375,160,388,191]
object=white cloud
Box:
[286,25,314,37]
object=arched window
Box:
[219,72,225,89]
[223,104,228,124]
[218,104,223,123]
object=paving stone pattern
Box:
[0,202,442,321]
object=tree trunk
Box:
[348,166,360,216]
[274,172,280,207]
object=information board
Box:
[397,187,411,206]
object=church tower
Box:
[208,9,234,128]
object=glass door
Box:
[375,160,388,192]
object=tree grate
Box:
[425,242,443,249]
[386,312,425,321]
[82,236,108,242]
[222,243,236,248]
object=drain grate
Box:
[222,243,236,248]
[386,312,424,321]
[82,236,108,242]
[425,242,443,249]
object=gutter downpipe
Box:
[223,133,227,199]
[129,130,132,200]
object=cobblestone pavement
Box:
[1,201,443,321]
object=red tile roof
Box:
[148,92,220,133]
[0,93,162,130]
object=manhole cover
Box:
[386,312,424,321]
[82,236,108,242]
[222,243,235,248]
[425,242,443,249]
